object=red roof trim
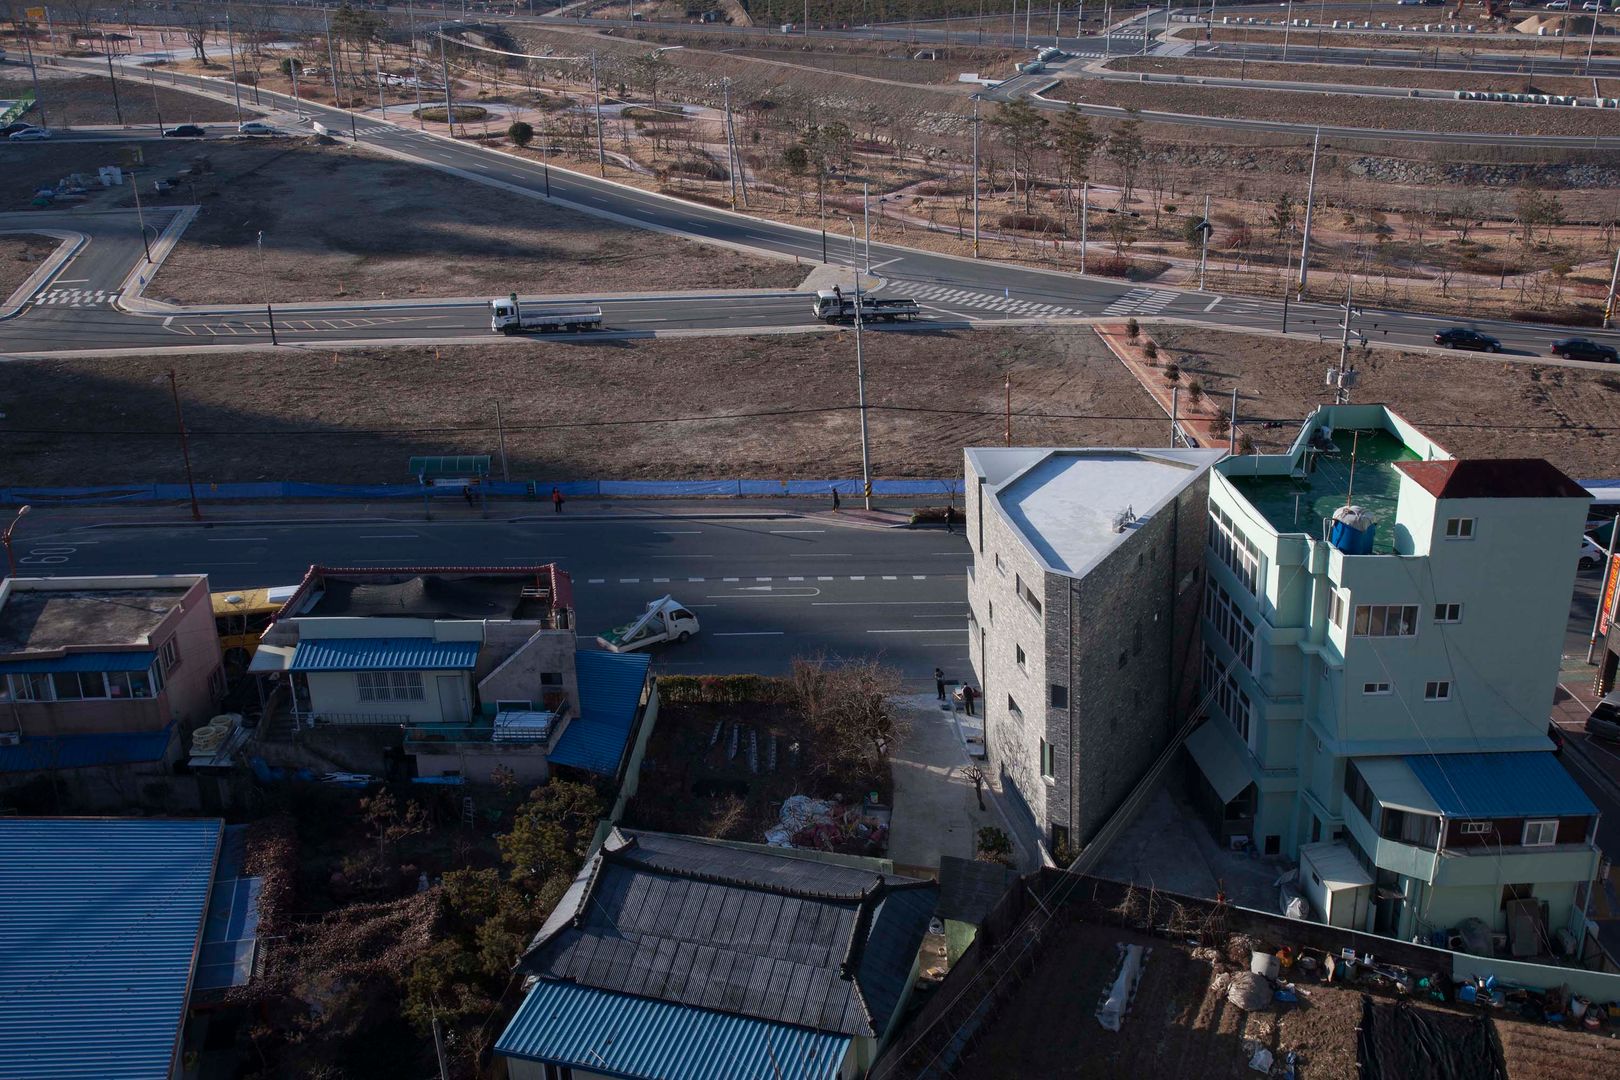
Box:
[1394,458,1590,501]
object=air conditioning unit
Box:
[0,731,21,747]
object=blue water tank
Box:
[1329,505,1377,555]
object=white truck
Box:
[811,289,921,323]
[490,295,604,334]
[597,595,701,652]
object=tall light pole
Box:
[591,51,607,177]
[1282,0,1294,59]
[1604,245,1620,329]
[1198,193,1210,290]
[19,15,47,129]
[409,0,424,129]
[1,505,30,580]
[127,169,152,263]
[1298,127,1321,297]
[862,181,871,274]
[1334,278,1358,405]
[1080,179,1088,274]
[847,218,873,511]
[971,94,981,258]
[225,12,243,126]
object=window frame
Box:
[160,636,180,674]
[1329,590,1346,629]
[1362,682,1392,696]
[1444,517,1475,540]
[1039,738,1055,780]
[1015,644,1027,673]
[1433,602,1463,624]
[1522,819,1558,847]
[1423,680,1452,702]
[1351,603,1420,639]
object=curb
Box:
[0,229,85,319]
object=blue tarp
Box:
[0,724,175,773]
[549,650,650,776]
[0,478,964,504]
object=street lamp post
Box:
[1605,245,1620,330]
[1,506,30,580]
[1298,127,1321,297]
[225,12,244,126]
[971,94,981,258]
[258,230,278,346]
[128,170,152,263]
[847,218,873,511]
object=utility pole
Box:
[19,17,47,129]
[2,506,31,580]
[1198,193,1210,290]
[1283,0,1294,59]
[146,72,163,137]
[258,231,278,346]
[1298,127,1320,297]
[1004,375,1011,445]
[1587,10,1600,75]
[1025,0,1032,46]
[1228,384,1238,453]
[1605,245,1620,330]
[1105,2,1112,55]
[105,46,124,125]
[1169,385,1179,445]
[1335,278,1357,405]
[863,181,871,274]
[849,220,873,511]
[1080,179,1088,274]
[128,170,151,263]
[1281,235,1293,334]
[167,370,202,522]
[591,51,607,177]
[494,401,510,482]
[409,0,424,129]
[439,31,453,134]
[225,13,244,126]
[722,77,738,210]
[971,95,981,257]
[1208,0,1217,40]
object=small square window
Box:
[1050,683,1068,708]
[1522,820,1557,847]
[1117,650,1128,670]
[1362,682,1392,696]
[1444,517,1475,540]
[1433,603,1462,624]
[1424,681,1452,701]
[1015,644,1027,671]
[1039,738,1055,780]
[1462,821,1492,835]
[1329,591,1346,628]
[1007,695,1023,720]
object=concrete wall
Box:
[477,626,577,715]
[412,741,550,783]
[304,670,464,724]
[609,680,659,825]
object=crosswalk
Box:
[33,287,116,307]
[888,282,1084,318]
[1101,287,1180,317]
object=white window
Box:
[1522,820,1558,847]
[160,636,180,674]
[1039,738,1055,780]
[1015,644,1027,672]
[1461,821,1492,835]
[1329,591,1346,629]
[356,671,426,702]
[1444,517,1475,540]
[1352,604,1419,638]
[1204,580,1255,669]
[1015,574,1042,617]
[1208,507,1261,594]
[1008,695,1023,721]
[1424,680,1452,701]
[1203,646,1253,747]
[1362,682,1392,696]
[1433,603,1462,624]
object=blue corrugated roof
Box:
[0,651,156,674]
[193,826,262,994]
[548,650,650,776]
[496,979,851,1080]
[0,724,175,774]
[1406,752,1598,819]
[289,637,480,672]
[0,818,223,1080]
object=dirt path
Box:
[0,327,1165,487]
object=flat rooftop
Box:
[303,572,561,622]
[1228,427,1417,555]
[990,449,1223,575]
[0,586,189,655]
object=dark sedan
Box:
[1434,327,1502,352]
[1551,337,1620,363]
[163,125,206,138]
[0,122,37,137]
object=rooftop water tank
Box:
[1329,505,1377,555]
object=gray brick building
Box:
[964,447,1225,861]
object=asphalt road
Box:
[9,511,973,684]
[4,54,1620,363]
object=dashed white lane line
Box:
[713,631,785,637]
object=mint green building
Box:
[1186,403,1601,952]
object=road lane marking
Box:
[1203,297,1222,312]
[789,552,854,557]
[653,577,669,583]
[655,530,702,534]
[687,576,706,581]
[651,553,713,558]
[713,631,785,636]
[206,536,268,542]
[813,601,963,606]
[866,628,965,634]
[359,533,419,538]
[619,577,639,583]
[588,578,606,583]
[770,529,825,534]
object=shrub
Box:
[976,826,1013,866]
[658,674,790,704]
[1164,362,1181,383]
[413,104,488,123]
[278,57,304,76]
[909,506,964,526]
[1125,317,1140,340]
[1186,378,1204,404]
[507,120,534,147]
[1142,339,1158,359]
[997,212,1063,234]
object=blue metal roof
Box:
[1406,752,1598,819]
[193,826,263,995]
[496,979,851,1080]
[0,724,175,774]
[0,818,223,1080]
[289,637,480,672]
[548,650,651,776]
[0,651,156,674]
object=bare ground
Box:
[0,327,1165,486]
[1145,324,1620,476]
[0,74,238,127]
[1044,76,1620,136]
[1201,26,1620,56]
[1105,55,1616,96]
[0,235,58,303]
[141,141,802,304]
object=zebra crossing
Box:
[33,288,117,307]
[888,282,1084,318]
[1100,288,1180,317]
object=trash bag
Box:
[1228,972,1274,1011]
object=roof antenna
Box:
[1345,431,1361,508]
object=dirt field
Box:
[0,235,57,303]
[1045,75,1620,136]
[717,44,1022,83]
[1201,26,1620,55]
[0,327,1165,486]
[1106,55,1615,96]
[141,141,801,304]
[0,138,216,212]
[1144,324,1620,476]
[0,73,237,127]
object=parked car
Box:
[1581,534,1606,570]
[1551,337,1620,363]
[237,120,281,136]
[1582,1,1607,11]
[1434,327,1502,352]
[1586,692,1620,741]
[0,122,37,137]
[163,124,206,138]
[8,127,52,141]
[1546,0,1571,10]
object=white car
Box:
[237,120,281,136]
[1546,1,1570,9]
[1582,535,1608,570]
[1583,1,1606,11]
[8,127,52,141]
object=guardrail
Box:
[299,712,410,727]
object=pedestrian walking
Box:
[962,683,976,717]
[934,667,945,701]
[945,506,954,534]
[831,487,841,512]
[463,484,475,508]
[552,486,564,514]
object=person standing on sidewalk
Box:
[552,486,564,514]
[832,487,841,512]
[962,683,976,717]
[935,667,947,701]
